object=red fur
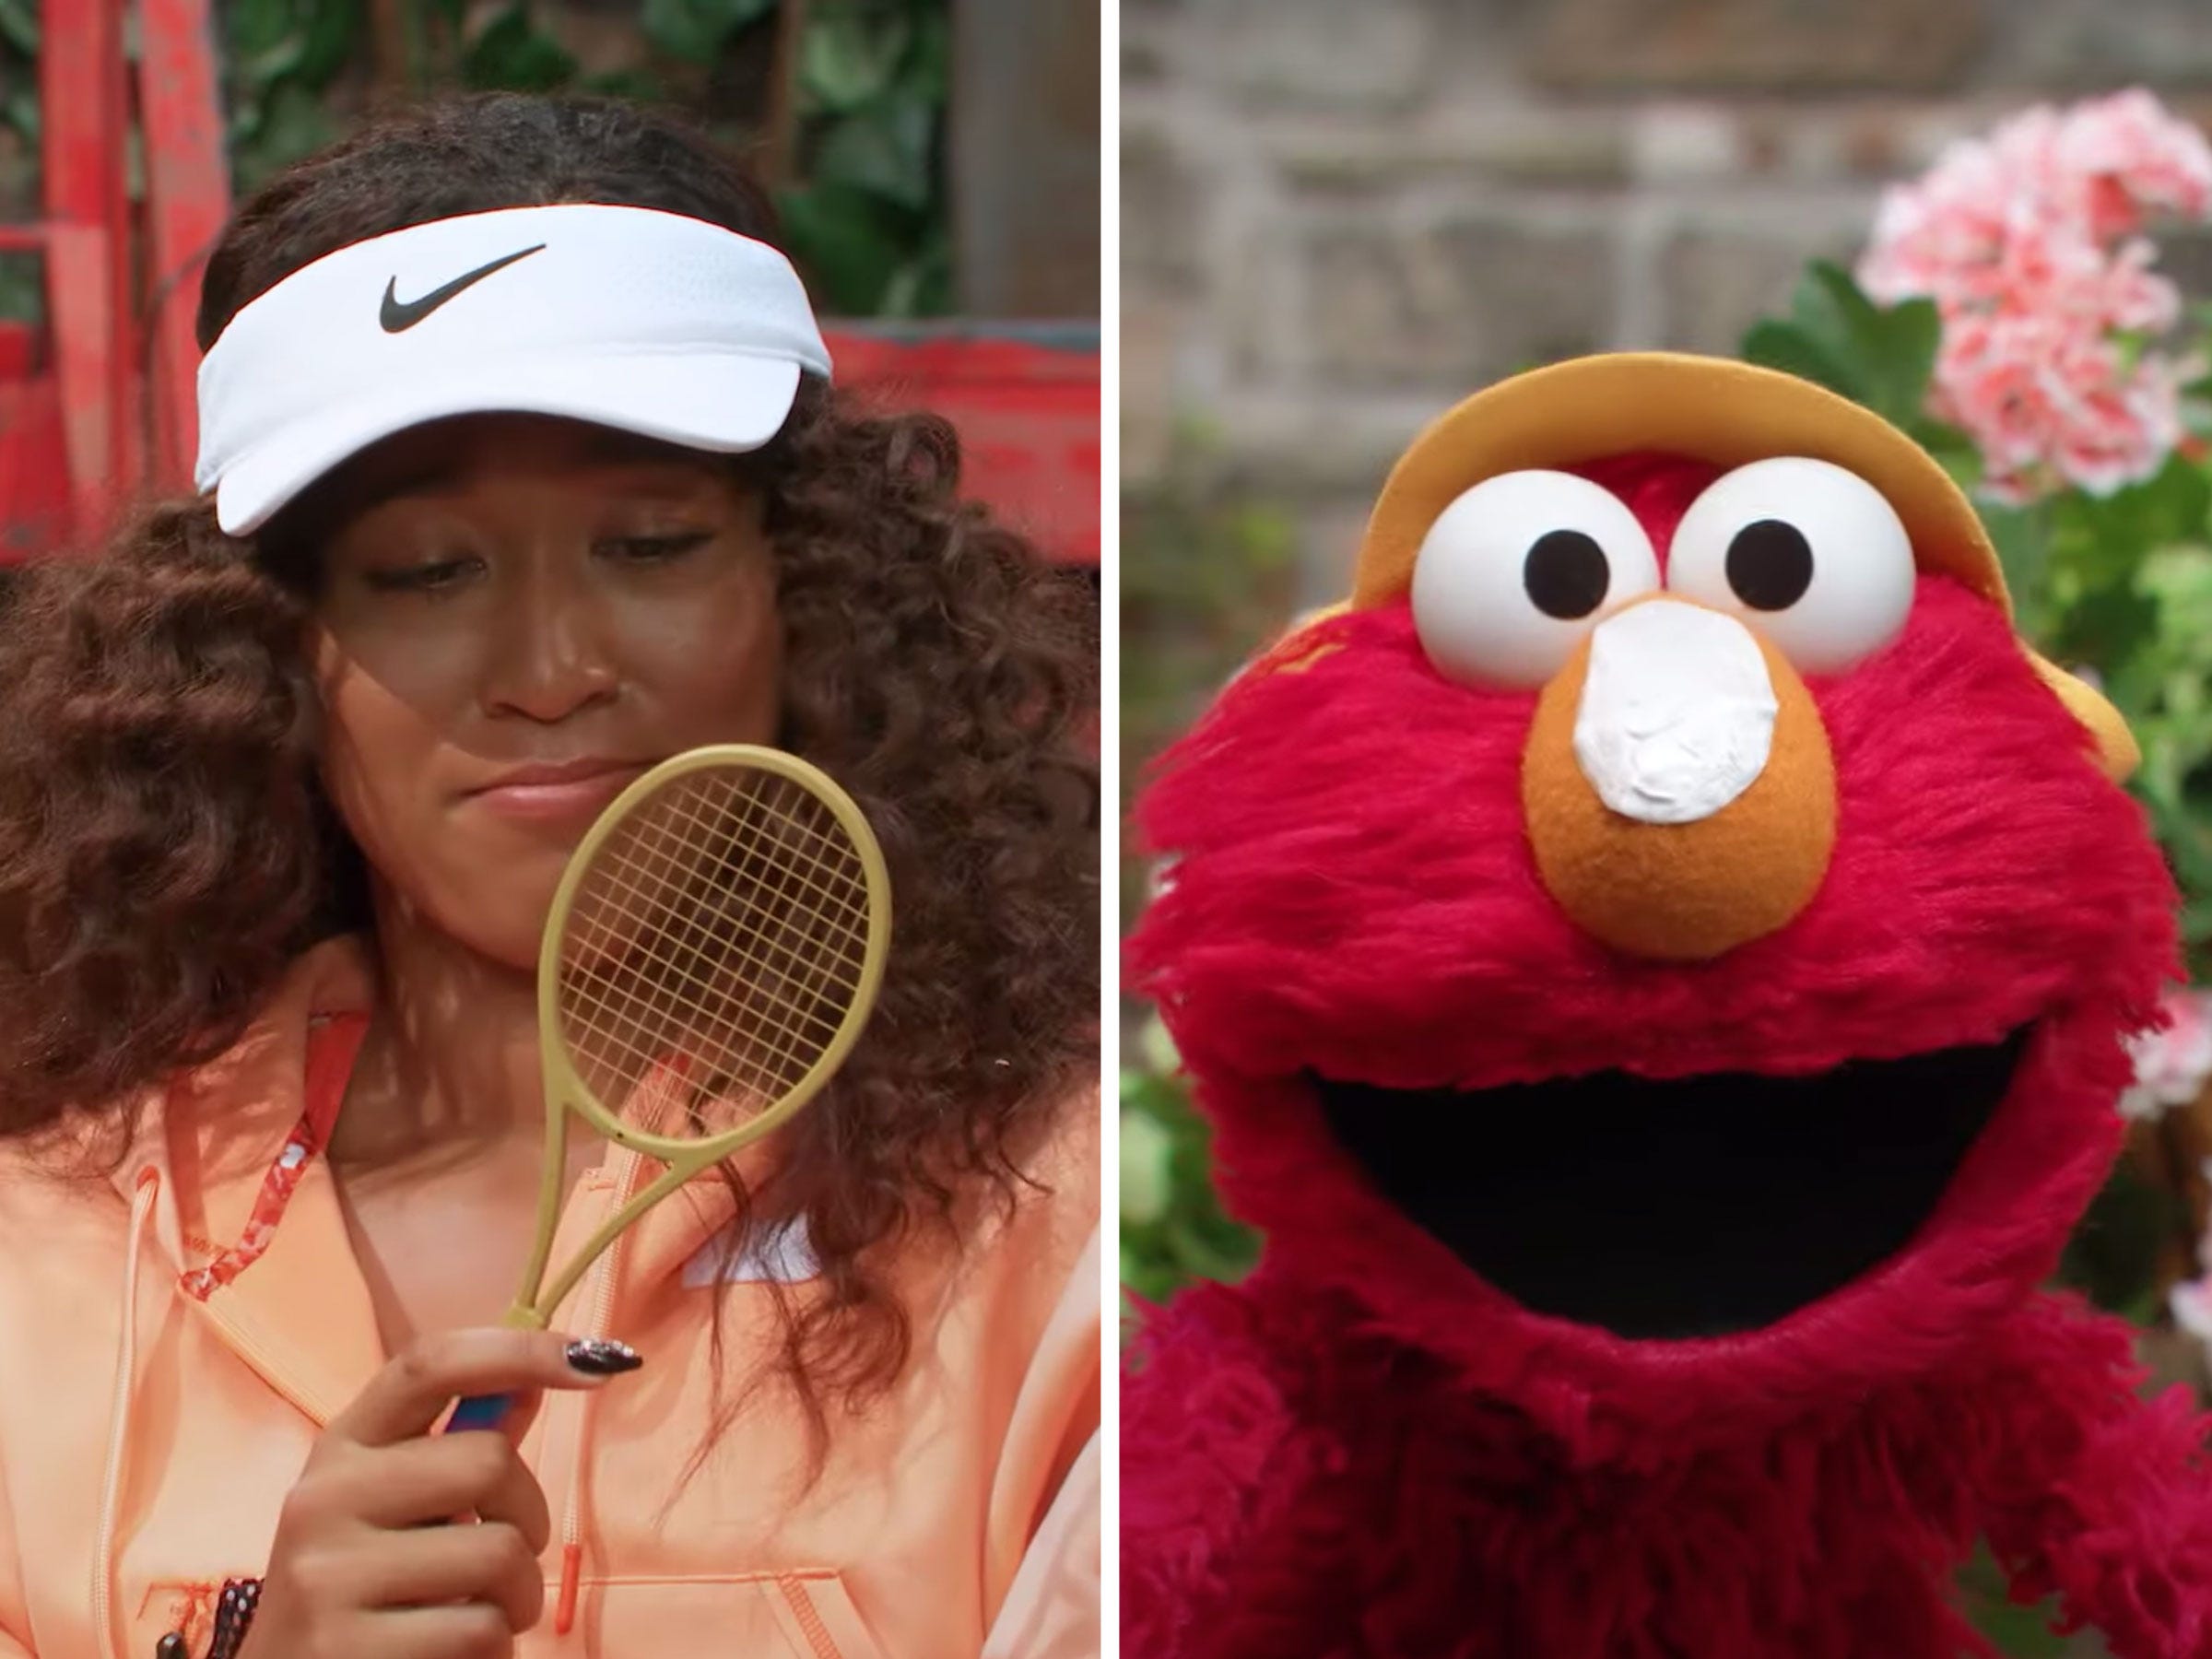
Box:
[1124,455,2206,1657]
[1124,1282,2212,1658]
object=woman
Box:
[0,93,1099,1659]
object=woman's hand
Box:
[236,1328,642,1659]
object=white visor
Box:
[194,202,833,535]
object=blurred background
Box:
[0,0,1100,571]
[1122,6,2212,1649]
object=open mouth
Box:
[1313,1029,2030,1339]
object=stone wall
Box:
[1121,0,2212,606]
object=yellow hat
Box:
[1336,351,2136,779]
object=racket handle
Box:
[445,1392,514,1433]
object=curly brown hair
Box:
[0,93,1099,1453]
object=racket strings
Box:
[555,768,874,1128]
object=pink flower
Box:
[1936,310,2188,501]
[1858,90,2212,501]
[2176,1273,2212,1347]
[2120,986,2212,1121]
[2055,88,2212,233]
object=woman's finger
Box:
[330,1330,641,1449]
[344,1433,552,1550]
[354,1602,524,1659]
[349,1523,547,1632]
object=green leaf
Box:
[3,85,37,148]
[887,233,955,316]
[1799,262,1938,426]
[1744,261,1943,429]
[641,0,717,65]
[2179,892,2212,947]
[1977,500,2054,638]
[0,0,37,55]
[1139,1017,1180,1076]
[1862,295,1941,423]
[1740,320,1860,400]
[231,78,336,190]
[463,5,577,91]
[777,179,916,313]
[2058,1162,2187,1313]
[0,254,40,325]
[907,9,950,102]
[802,6,913,113]
[813,98,935,212]
[1963,1585,2066,1656]
[294,0,363,88]
[226,0,296,61]
[235,31,311,88]
[1786,260,1862,363]
[1120,1109,1175,1228]
[641,0,772,66]
[1162,1213,1259,1285]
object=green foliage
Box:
[778,0,950,315]
[1743,260,1958,454]
[1117,430,1290,1311]
[0,1,949,319]
[1119,423,1296,918]
[2060,1158,2193,1326]
[641,0,773,67]
[1956,1544,2069,1657]
[1120,1020,1261,1321]
[220,0,363,189]
[460,5,578,94]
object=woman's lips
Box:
[463,763,651,824]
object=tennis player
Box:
[0,92,1099,1659]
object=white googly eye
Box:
[1665,457,1915,674]
[1410,470,1661,689]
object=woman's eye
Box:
[363,557,478,594]
[599,531,715,563]
[1664,456,1914,674]
[1409,469,1661,689]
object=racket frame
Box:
[503,744,892,1328]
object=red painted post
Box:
[38,0,136,539]
[45,222,117,539]
[138,0,232,491]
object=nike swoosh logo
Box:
[379,242,547,333]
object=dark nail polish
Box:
[156,1636,187,1659]
[566,1337,642,1375]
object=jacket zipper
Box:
[776,1574,845,1659]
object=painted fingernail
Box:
[565,1338,642,1375]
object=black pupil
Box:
[1725,519,1814,610]
[1523,529,1610,620]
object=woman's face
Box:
[304,412,782,970]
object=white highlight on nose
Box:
[1571,601,1777,826]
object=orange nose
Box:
[1520,602,1837,960]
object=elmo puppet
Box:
[1123,353,2212,1659]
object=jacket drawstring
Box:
[554,1140,645,1637]
[95,1168,160,1659]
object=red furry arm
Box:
[1968,1295,2212,1658]
[1121,1282,1345,1659]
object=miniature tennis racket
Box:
[445,745,891,1431]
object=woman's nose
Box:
[478,565,620,723]
[1520,597,1838,960]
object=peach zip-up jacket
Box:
[0,939,1100,1659]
